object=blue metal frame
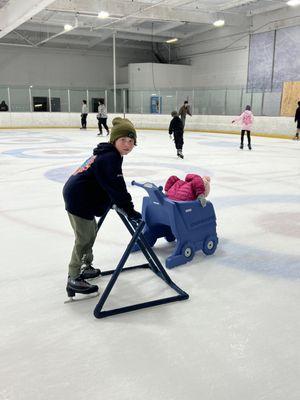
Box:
[93,207,189,319]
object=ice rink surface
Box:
[0,127,300,400]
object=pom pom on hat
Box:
[109,117,137,145]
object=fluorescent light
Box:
[287,0,300,5]
[64,24,73,31]
[213,19,225,27]
[98,11,110,19]
[166,38,178,44]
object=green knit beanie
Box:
[109,117,137,145]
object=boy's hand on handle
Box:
[127,209,142,222]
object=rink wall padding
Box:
[0,112,296,139]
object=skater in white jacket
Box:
[97,98,109,136]
[232,105,254,150]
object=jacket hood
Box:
[93,142,119,156]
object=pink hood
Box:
[164,174,206,201]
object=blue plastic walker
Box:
[132,181,218,268]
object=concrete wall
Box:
[0,46,152,88]
[0,112,295,138]
[128,63,194,89]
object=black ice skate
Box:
[240,144,243,149]
[177,150,184,159]
[248,144,252,150]
[81,265,101,279]
[65,276,99,303]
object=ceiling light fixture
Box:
[64,24,73,31]
[166,38,178,43]
[287,0,300,5]
[98,11,110,19]
[213,19,225,27]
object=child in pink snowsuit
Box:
[164,174,210,206]
[232,105,254,150]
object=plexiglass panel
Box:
[50,89,69,112]
[106,89,124,114]
[31,88,50,112]
[89,89,106,113]
[0,85,285,117]
[160,91,176,115]
[0,87,9,110]
[241,90,252,111]
[262,92,282,116]
[251,92,263,116]
[69,89,87,113]
[10,88,31,112]
[225,89,242,116]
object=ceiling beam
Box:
[0,0,56,39]
[246,2,288,16]
[19,20,186,41]
[47,0,214,24]
[217,0,259,10]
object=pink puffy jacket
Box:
[232,110,254,130]
[164,174,208,201]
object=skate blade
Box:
[64,291,100,304]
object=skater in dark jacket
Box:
[169,111,184,159]
[178,100,192,128]
[294,101,300,140]
[63,117,141,297]
[0,100,8,111]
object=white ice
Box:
[0,128,300,400]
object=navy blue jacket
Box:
[63,143,134,220]
[169,116,183,135]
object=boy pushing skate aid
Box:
[63,117,141,300]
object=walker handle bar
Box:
[131,180,162,191]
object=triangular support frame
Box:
[93,207,189,319]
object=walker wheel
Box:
[182,244,194,260]
[202,236,218,255]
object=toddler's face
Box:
[115,136,135,156]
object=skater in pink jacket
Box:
[164,173,210,205]
[232,105,254,150]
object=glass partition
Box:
[194,89,210,115]
[31,88,50,112]
[241,89,252,111]
[208,89,226,115]
[89,89,106,113]
[176,90,193,112]
[107,89,123,114]
[0,84,286,117]
[69,89,87,113]
[262,92,282,116]
[128,90,143,114]
[160,90,177,114]
[50,88,69,112]
[225,89,242,116]
[10,87,31,112]
[0,87,9,110]
[251,92,263,116]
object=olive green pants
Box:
[67,212,98,278]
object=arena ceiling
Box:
[0,0,298,51]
